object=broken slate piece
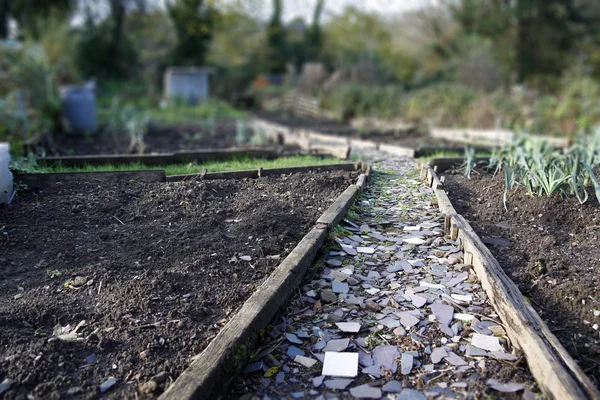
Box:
[382,380,403,393]
[243,361,263,374]
[372,345,400,373]
[430,347,447,364]
[401,353,413,375]
[99,378,117,393]
[322,352,359,377]
[407,294,427,307]
[454,313,475,322]
[327,259,343,267]
[336,322,361,333]
[466,344,487,357]
[286,333,303,345]
[322,338,350,352]
[324,378,354,390]
[350,384,382,399]
[403,237,426,245]
[487,379,526,393]
[294,355,318,368]
[362,364,381,378]
[379,317,400,329]
[398,312,420,328]
[332,281,349,294]
[444,351,467,366]
[431,302,454,325]
[471,333,503,352]
[398,389,427,400]
[357,247,376,254]
[0,379,16,395]
[488,352,518,361]
[312,375,325,387]
[275,372,285,384]
[287,346,305,358]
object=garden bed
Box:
[443,168,600,389]
[0,169,357,399]
[46,120,267,156]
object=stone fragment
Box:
[322,338,350,352]
[322,352,359,377]
[382,380,403,393]
[430,302,454,325]
[445,351,467,366]
[287,346,305,358]
[286,333,303,345]
[487,379,526,393]
[357,247,376,254]
[100,378,117,393]
[320,290,337,304]
[312,375,325,387]
[332,281,349,294]
[294,355,317,368]
[365,300,381,312]
[430,347,447,364]
[372,345,400,373]
[466,344,487,357]
[471,333,503,352]
[401,353,413,375]
[350,384,382,399]
[243,362,263,374]
[398,389,427,400]
[324,378,353,390]
[336,322,361,333]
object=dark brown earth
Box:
[47,120,268,156]
[0,170,356,399]
[444,169,600,387]
[253,110,462,150]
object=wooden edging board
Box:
[430,128,570,148]
[14,163,361,188]
[421,160,600,400]
[160,171,370,400]
[251,117,421,160]
[14,170,167,189]
[37,148,280,167]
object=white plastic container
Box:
[0,143,13,204]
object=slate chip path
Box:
[231,148,540,399]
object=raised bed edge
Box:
[14,170,167,189]
[37,148,281,167]
[159,172,368,400]
[421,161,600,400]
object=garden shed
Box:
[163,67,214,104]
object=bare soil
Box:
[0,170,356,399]
[444,169,600,387]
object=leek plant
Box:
[488,129,600,209]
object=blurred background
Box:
[1,0,600,158]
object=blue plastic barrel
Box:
[60,83,98,133]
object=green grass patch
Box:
[17,155,341,176]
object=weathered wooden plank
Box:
[159,226,328,400]
[316,185,360,228]
[260,163,358,177]
[38,154,176,167]
[426,166,600,400]
[430,128,569,148]
[174,148,279,162]
[14,170,166,188]
[429,157,489,173]
[167,169,259,182]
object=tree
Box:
[168,0,215,66]
[305,0,324,62]
[266,0,287,74]
[0,0,10,39]
[10,0,73,38]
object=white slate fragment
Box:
[420,281,445,289]
[471,333,503,352]
[294,355,318,368]
[357,247,376,254]
[454,313,475,322]
[487,379,526,393]
[322,352,359,377]
[403,237,426,245]
[336,322,361,333]
[332,281,349,294]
